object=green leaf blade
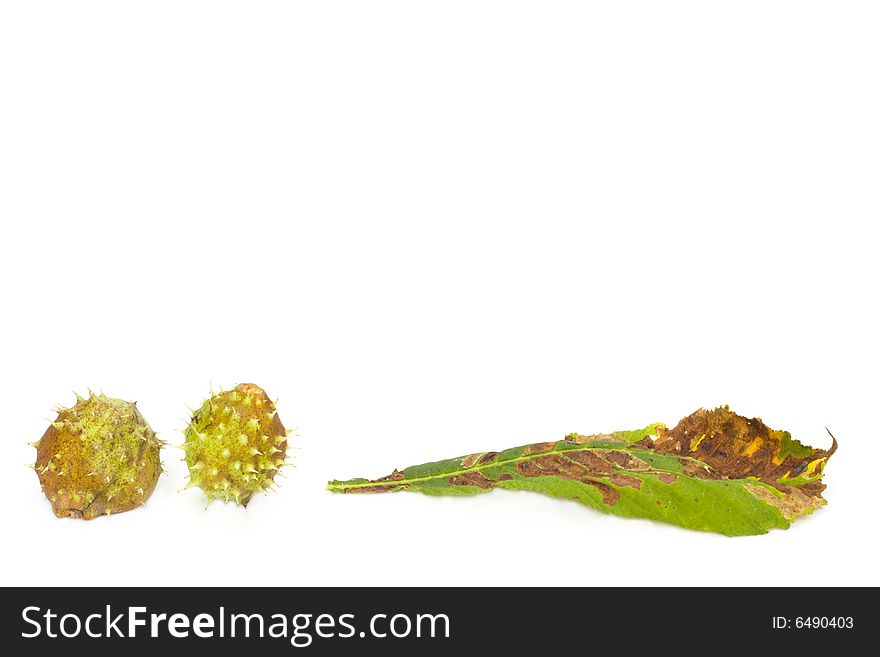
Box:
[328,407,836,536]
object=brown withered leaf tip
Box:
[651,406,838,500]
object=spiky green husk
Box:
[33,392,163,520]
[183,383,291,506]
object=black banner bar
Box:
[1,587,869,654]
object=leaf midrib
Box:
[328,443,711,491]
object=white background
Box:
[1,2,878,587]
